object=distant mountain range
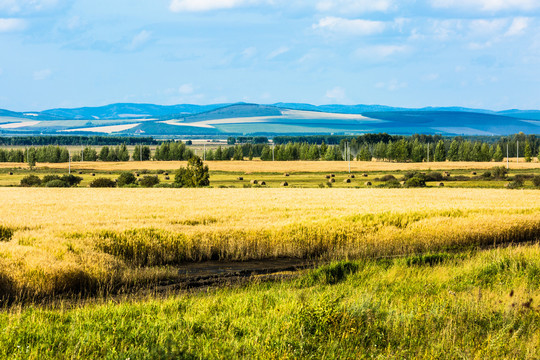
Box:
[0,102,539,136]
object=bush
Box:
[139,175,160,188]
[425,172,443,181]
[506,178,524,189]
[404,177,426,188]
[492,166,508,179]
[20,175,41,187]
[379,174,396,182]
[482,171,492,179]
[89,178,116,188]
[117,172,137,187]
[45,179,69,187]
[376,179,402,188]
[42,175,61,183]
[61,174,83,186]
[533,175,540,188]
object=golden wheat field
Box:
[0,187,539,300]
[1,160,539,172]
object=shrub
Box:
[492,166,508,179]
[425,172,443,181]
[139,175,160,188]
[89,178,116,188]
[482,171,492,179]
[117,172,137,187]
[42,175,61,183]
[0,225,14,242]
[533,175,540,188]
[379,174,396,182]
[61,174,83,186]
[506,178,524,189]
[45,179,69,187]
[376,179,402,188]
[404,177,426,188]
[20,175,41,187]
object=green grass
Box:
[1,245,539,359]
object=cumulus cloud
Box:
[33,69,52,80]
[325,86,347,102]
[178,83,194,95]
[355,44,408,59]
[505,17,529,36]
[0,0,68,15]
[375,79,407,91]
[431,0,539,12]
[0,18,25,32]
[316,0,394,14]
[127,30,151,51]
[313,16,386,36]
[267,46,289,59]
[169,0,257,12]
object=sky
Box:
[1,0,540,111]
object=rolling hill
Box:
[0,102,538,136]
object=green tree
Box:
[357,145,372,161]
[524,142,532,162]
[117,172,137,187]
[174,156,210,187]
[434,140,446,162]
[493,145,504,162]
[411,140,424,162]
[233,145,244,160]
[447,140,459,161]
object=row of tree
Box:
[0,135,157,146]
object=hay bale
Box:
[328,178,335,183]
[348,174,355,178]
[443,172,450,177]
[237,177,244,181]
[362,173,368,177]
[365,181,372,186]
[325,175,331,179]
[135,172,140,177]
[165,176,170,180]
[281,181,288,186]
[344,178,351,183]
[471,172,477,175]
[164,172,168,176]
[260,181,266,186]
[439,182,445,187]
[284,173,290,177]
[8,172,13,175]
[250,179,258,185]
[91,173,95,177]
[78,171,83,175]
[330,174,335,177]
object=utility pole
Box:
[68,150,71,174]
[427,143,429,163]
[203,144,206,161]
[81,145,84,162]
[347,142,351,174]
[517,141,519,163]
[272,143,275,161]
[140,145,143,162]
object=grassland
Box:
[1,245,539,359]
[0,187,539,302]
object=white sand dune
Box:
[62,123,141,133]
[0,121,41,129]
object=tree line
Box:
[0,135,157,146]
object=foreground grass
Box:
[1,245,539,359]
[1,188,539,300]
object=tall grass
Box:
[0,245,539,359]
[0,187,538,300]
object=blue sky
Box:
[1,0,540,111]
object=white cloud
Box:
[505,17,529,36]
[422,73,440,81]
[325,86,346,102]
[375,79,407,91]
[242,47,257,58]
[356,44,408,59]
[268,46,289,59]
[178,83,194,95]
[33,69,51,80]
[316,0,394,14]
[169,0,258,12]
[313,16,386,36]
[431,0,539,12]
[127,30,151,51]
[0,18,25,32]
[0,0,65,15]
